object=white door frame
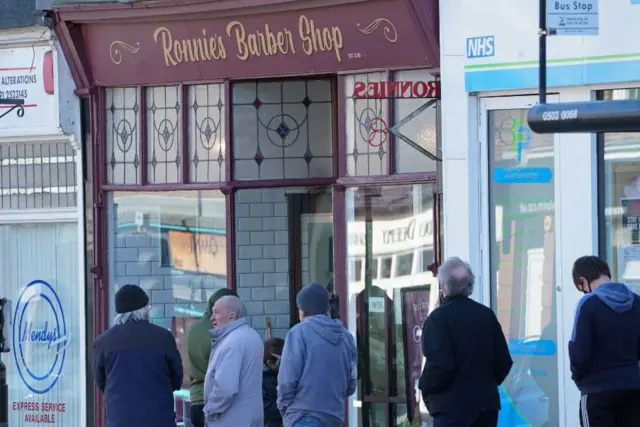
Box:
[478,94,566,427]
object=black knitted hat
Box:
[115,284,149,314]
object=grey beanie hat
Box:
[296,283,330,316]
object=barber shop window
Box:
[598,88,640,290]
[346,183,439,427]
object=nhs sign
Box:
[466,36,495,59]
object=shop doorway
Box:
[234,186,333,338]
[479,95,566,427]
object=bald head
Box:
[211,295,247,327]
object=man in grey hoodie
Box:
[277,283,358,427]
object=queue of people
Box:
[92,254,640,427]
[92,282,357,427]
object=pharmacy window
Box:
[598,88,640,291]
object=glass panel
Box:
[601,88,640,293]
[189,83,226,183]
[106,87,140,185]
[107,190,227,414]
[232,80,333,180]
[234,187,333,338]
[393,69,440,173]
[347,184,437,426]
[0,140,77,209]
[0,223,82,426]
[146,86,181,184]
[487,108,558,427]
[345,72,389,176]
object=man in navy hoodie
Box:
[570,256,640,427]
[277,283,358,427]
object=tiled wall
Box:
[235,188,291,339]
[111,211,227,330]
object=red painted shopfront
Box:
[51,0,442,425]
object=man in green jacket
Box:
[187,288,236,427]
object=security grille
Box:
[0,140,77,210]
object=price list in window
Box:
[622,198,640,244]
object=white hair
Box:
[216,295,247,318]
[437,257,475,298]
[114,305,151,325]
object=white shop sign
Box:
[0,46,58,133]
[347,211,434,257]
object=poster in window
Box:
[401,286,431,424]
[167,230,227,276]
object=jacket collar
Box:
[208,317,248,344]
[441,294,468,305]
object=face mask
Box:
[578,279,592,294]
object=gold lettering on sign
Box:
[153,26,226,67]
[148,15,347,67]
[226,20,296,60]
[109,41,141,65]
[298,15,343,62]
[357,18,398,43]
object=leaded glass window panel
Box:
[147,86,181,184]
[106,87,140,185]
[189,83,226,183]
[345,72,389,176]
[232,80,333,180]
[393,69,440,173]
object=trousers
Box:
[190,404,205,427]
[579,389,640,427]
[433,411,498,427]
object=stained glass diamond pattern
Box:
[303,147,314,165]
[276,122,290,139]
[254,147,264,166]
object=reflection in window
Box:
[346,184,438,426]
[601,89,640,295]
[396,253,414,277]
[488,108,558,427]
[108,190,227,417]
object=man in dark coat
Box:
[419,257,513,427]
[92,284,183,427]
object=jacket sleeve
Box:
[92,342,106,392]
[419,314,455,395]
[346,333,358,397]
[569,297,593,383]
[166,334,184,391]
[277,328,305,416]
[203,344,242,420]
[492,314,513,385]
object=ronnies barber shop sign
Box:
[83,0,434,86]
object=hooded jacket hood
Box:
[303,314,346,345]
[593,282,636,313]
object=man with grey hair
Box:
[203,295,263,426]
[419,257,512,427]
[92,284,183,427]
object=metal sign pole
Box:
[539,0,547,104]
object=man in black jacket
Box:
[419,257,513,427]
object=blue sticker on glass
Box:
[13,279,70,394]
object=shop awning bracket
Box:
[0,99,25,120]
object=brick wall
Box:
[111,210,227,330]
[235,188,290,339]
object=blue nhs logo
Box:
[466,36,495,59]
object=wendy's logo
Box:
[12,280,70,394]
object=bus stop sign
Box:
[528,100,640,134]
